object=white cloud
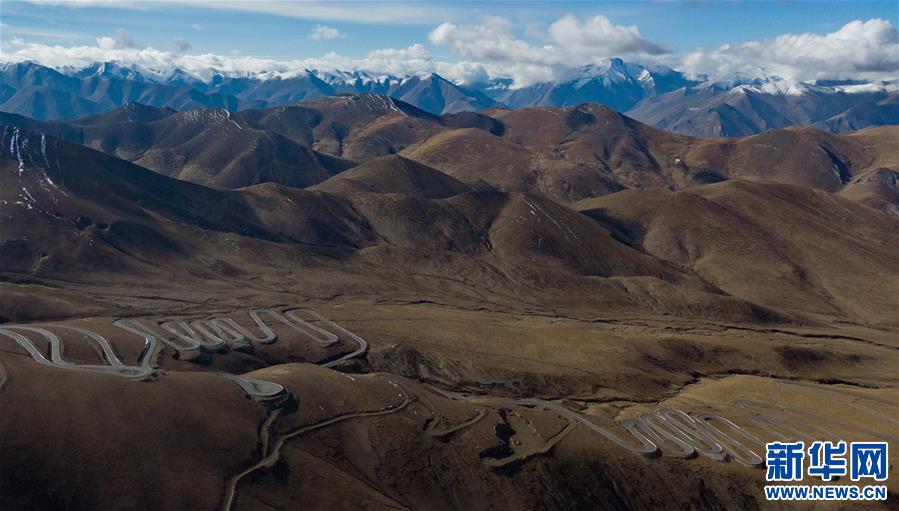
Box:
[308,25,345,41]
[178,1,462,25]
[428,15,671,86]
[1,16,894,89]
[366,43,430,60]
[191,22,205,31]
[0,34,441,82]
[433,60,490,85]
[427,17,562,86]
[25,0,468,24]
[26,0,154,11]
[682,19,899,82]
[1,25,91,40]
[547,15,668,57]
[429,17,554,66]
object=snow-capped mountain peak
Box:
[1,59,894,136]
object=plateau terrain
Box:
[1,97,897,510]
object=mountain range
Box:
[2,60,896,136]
[3,100,898,326]
[2,91,898,511]
[3,97,896,218]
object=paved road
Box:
[427,382,898,466]
[221,383,411,511]
[4,308,894,466]
[285,308,367,368]
[0,324,155,378]
[0,307,369,399]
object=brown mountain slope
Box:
[2,127,793,325]
[295,94,442,159]
[400,127,539,191]
[490,103,683,191]
[4,75,899,511]
[399,124,626,202]
[3,124,899,511]
[0,126,380,279]
[70,101,178,125]
[23,99,899,210]
[838,167,899,214]
[842,125,899,171]
[5,114,896,327]
[676,126,876,192]
[460,191,674,279]
[311,155,471,199]
[577,180,899,325]
[77,108,355,189]
[836,126,899,214]
[413,103,899,205]
[490,104,899,198]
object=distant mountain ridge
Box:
[627,76,899,136]
[0,61,498,120]
[1,60,896,135]
[4,98,896,220]
[484,58,700,112]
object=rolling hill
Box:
[7,99,897,213]
[577,181,899,324]
[3,95,899,511]
[4,123,897,327]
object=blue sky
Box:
[3,1,896,59]
[2,1,897,85]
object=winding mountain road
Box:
[221,383,412,511]
[3,305,895,510]
[0,306,369,399]
[427,381,898,467]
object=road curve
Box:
[221,385,411,511]
[284,308,367,368]
[425,382,899,466]
[0,324,155,378]
[0,307,369,400]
